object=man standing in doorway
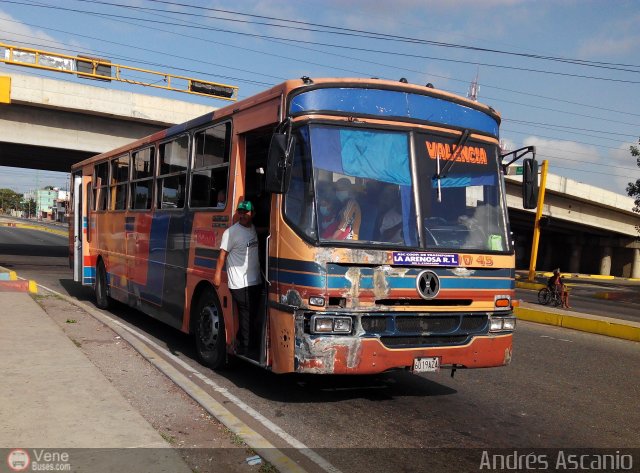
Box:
[213,200,262,355]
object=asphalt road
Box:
[1,225,638,472]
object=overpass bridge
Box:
[0,73,214,172]
[1,73,638,277]
[505,175,639,278]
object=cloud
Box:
[521,136,636,196]
[202,1,314,42]
[578,36,640,59]
[500,137,518,153]
[0,10,58,44]
[0,9,88,55]
[0,167,67,194]
[576,13,640,58]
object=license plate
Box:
[413,356,440,373]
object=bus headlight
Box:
[314,317,334,333]
[333,317,352,333]
[309,296,325,307]
[489,315,516,332]
[311,316,353,334]
[503,318,516,331]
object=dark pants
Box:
[230,284,262,351]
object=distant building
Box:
[24,187,68,220]
[52,194,68,223]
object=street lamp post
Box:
[527,160,549,282]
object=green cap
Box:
[237,200,254,212]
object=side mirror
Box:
[265,133,296,194]
[522,158,539,209]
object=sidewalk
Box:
[0,292,191,472]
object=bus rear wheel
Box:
[194,289,227,369]
[95,260,110,310]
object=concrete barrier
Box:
[515,306,640,342]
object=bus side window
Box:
[191,122,231,209]
[158,135,189,209]
[109,154,129,211]
[93,162,109,211]
[130,146,155,210]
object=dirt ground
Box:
[33,292,273,473]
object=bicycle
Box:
[537,286,562,306]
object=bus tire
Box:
[95,259,110,310]
[194,288,227,370]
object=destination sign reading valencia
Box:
[392,252,459,266]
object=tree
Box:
[21,199,36,218]
[0,188,23,213]
[627,141,640,211]
[627,140,640,234]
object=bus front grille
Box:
[360,313,489,348]
[395,316,458,333]
[380,335,470,348]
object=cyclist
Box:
[547,268,570,309]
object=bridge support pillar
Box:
[569,245,582,274]
[632,248,640,279]
[599,246,612,276]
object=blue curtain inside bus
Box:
[310,127,410,186]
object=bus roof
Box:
[71,77,500,171]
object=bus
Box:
[69,77,538,375]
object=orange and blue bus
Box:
[70,77,538,374]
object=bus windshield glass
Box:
[416,132,510,252]
[284,124,509,252]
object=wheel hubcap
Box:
[199,305,220,349]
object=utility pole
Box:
[35,171,40,220]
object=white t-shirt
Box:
[220,222,261,290]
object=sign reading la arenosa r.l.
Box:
[392,252,459,266]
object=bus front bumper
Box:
[294,333,513,375]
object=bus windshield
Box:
[284,124,510,252]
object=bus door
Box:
[243,130,273,362]
[72,171,83,283]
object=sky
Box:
[0,0,638,197]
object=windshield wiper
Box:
[434,129,470,203]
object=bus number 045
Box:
[462,255,493,267]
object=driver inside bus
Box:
[330,178,361,240]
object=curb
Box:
[0,267,37,293]
[515,306,640,342]
[517,271,639,282]
[515,281,545,291]
[0,270,17,281]
[0,222,68,237]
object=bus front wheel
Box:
[194,289,227,370]
[95,260,110,310]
